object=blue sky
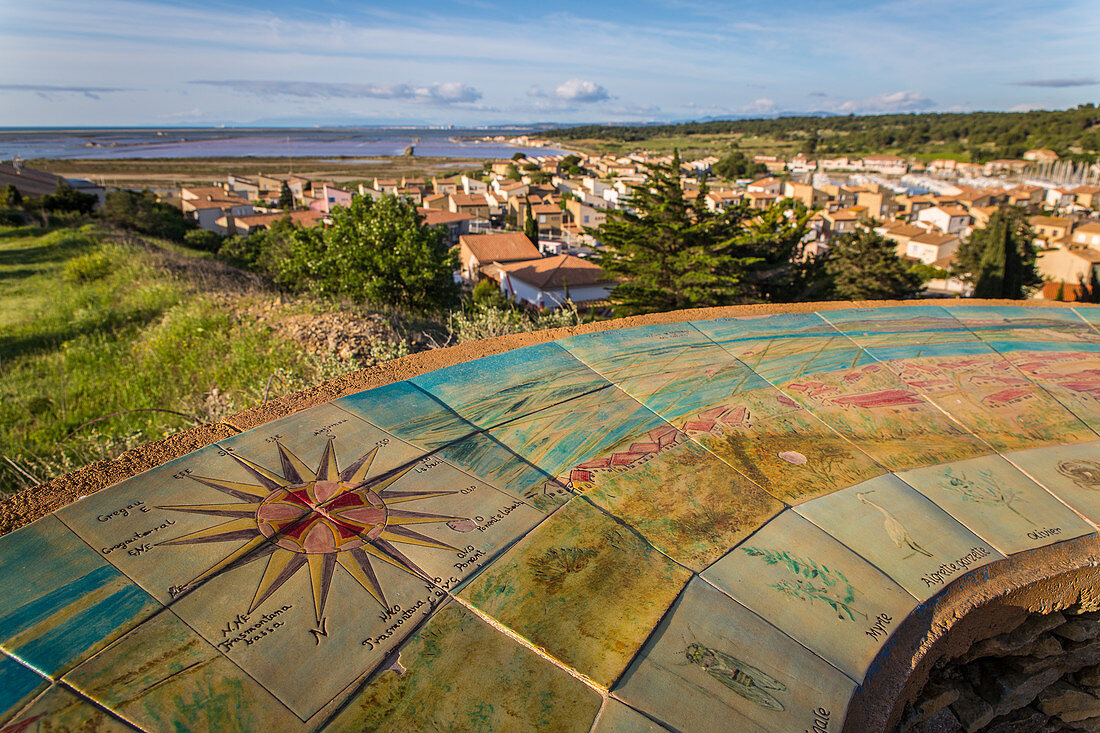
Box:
[0,0,1097,127]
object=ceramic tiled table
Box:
[3,304,1100,732]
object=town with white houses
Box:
[12,142,1098,309]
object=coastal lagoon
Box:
[0,127,567,160]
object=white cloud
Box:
[189,80,482,105]
[830,90,935,113]
[742,97,777,113]
[548,79,612,103]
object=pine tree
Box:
[734,199,820,301]
[823,227,922,301]
[593,155,760,315]
[954,206,1041,299]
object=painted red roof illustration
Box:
[832,389,924,408]
[610,452,649,466]
[983,387,1034,405]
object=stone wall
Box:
[901,608,1100,732]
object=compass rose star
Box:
[157,437,464,625]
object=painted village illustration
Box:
[5,304,1100,732]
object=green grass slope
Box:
[0,224,347,494]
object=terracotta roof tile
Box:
[460,233,541,263]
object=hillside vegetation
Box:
[546,105,1100,161]
[0,224,362,494]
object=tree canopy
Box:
[822,227,923,301]
[103,189,190,241]
[278,182,294,210]
[272,194,459,312]
[953,206,1041,299]
[733,199,824,302]
[712,151,767,180]
[41,181,98,215]
[546,105,1100,161]
[594,155,762,315]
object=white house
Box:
[461,175,488,195]
[904,232,959,266]
[862,155,908,175]
[747,177,784,196]
[482,254,611,309]
[180,186,254,231]
[917,205,971,235]
[1045,187,1077,210]
[1069,222,1100,251]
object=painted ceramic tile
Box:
[701,510,917,680]
[979,344,1100,433]
[165,525,442,720]
[696,313,991,470]
[0,654,48,725]
[826,306,1098,450]
[64,608,306,731]
[138,437,544,720]
[323,602,602,733]
[822,305,978,349]
[0,685,137,732]
[56,404,427,606]
[411,341,609,429]
[771,361,988,472]
[0,516,160,679]
[560,324,777,422]
[340,382,573,512]
[1002,441,1100,527]
[432,431,572,513]
[487,383,673,480]
[319,454,548,589]
[696,312,877,386]
[615,577,856,733]
[897,453,1097,555]
[936,308,1100,432]
[591,699,671,732]
[686,408,884,504]
[334,380,477,450]
[795,474,1005,601]
[868,347,1094,452]
[563,323,885,502]
[945,305,1100,344]
[1074,305,1100,331]
[575,435,783,571]
[460,498,692,687]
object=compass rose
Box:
[157,437,463,625]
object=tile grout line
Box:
[820,307,1100,534]
[449,594,611,698]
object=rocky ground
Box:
[901,609,1100,732]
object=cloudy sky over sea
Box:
[1,0,1097,127]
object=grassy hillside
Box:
[0,224,357,494]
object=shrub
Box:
[183,228,223,252]
[63,249,114,282]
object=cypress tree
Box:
[523,196,538,242]
[278,181,294,210]
[954,206,1040,299]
